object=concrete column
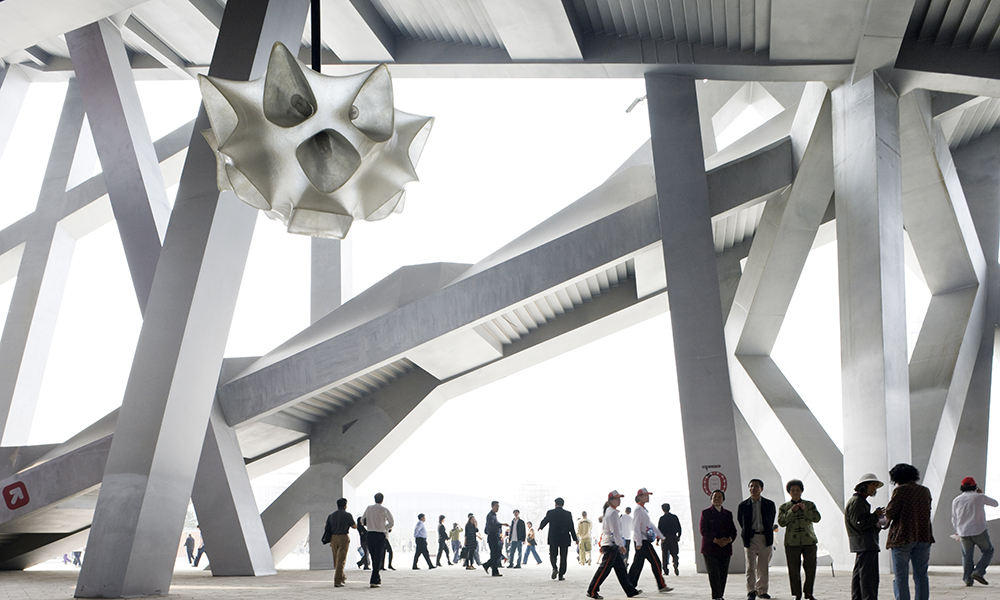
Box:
[311,237,351,323]
[831,74,910,503]
[67,18,170,314]
[645,74,744,574]
[0,65,30,161]
[74,1,310,597]
[0,83,85,446]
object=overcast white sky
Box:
[1,73,998,538]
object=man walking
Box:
[658,504,681,576]
[324,497,357,587]
[737,479,776,600]
[578,511,594,565]
[629,488,672,593]
[450,522,463,564]
[362,492,394,588]
[482,501,505,576]
[621,507,634,565]
[508,510,526,568]
[539,497,578,580]
[412,513,435,569]
[184,533,196,564]
[952,476,998,586]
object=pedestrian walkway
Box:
[0,563,997,600]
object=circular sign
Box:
[702,471,727,496]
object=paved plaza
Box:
[0,562,996,600]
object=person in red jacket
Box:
[701,489,738,600]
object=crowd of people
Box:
[321,488,683,594]
[320,468,996,599]
[699,463,996,600]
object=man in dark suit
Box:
[482,501,505,576]
[737,479,777,600]
[538,497,578,580]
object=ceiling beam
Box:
[480,0,582,60]
[0,0,150,58]
[320,0,394,63]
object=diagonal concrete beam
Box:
[0,83,86,447]
[899,90,987,518]
[928,127,1000,564]
[67,18,171,315]
[892,39,1000,98]
[191,400,276,577]
[481,0,582,60]
[218,183,661,426]
[0,64,30,161]
[75,0,310,596]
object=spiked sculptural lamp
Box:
[198,42,433,239]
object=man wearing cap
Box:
[952,476,998,586]
[737,479,776,600]
[629,488,673,593]
[845,473,885,600]
[658,504,681,576]
[587,490,642,600]
[539,497,578,580]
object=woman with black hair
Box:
[885,463,934,600]
[778,479,821,600]
[700,489,737,600]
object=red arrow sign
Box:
[3,482,29,510]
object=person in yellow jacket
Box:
[578,512,594,565]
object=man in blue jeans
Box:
[952,476,998,586]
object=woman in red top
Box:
[701,489,738,600]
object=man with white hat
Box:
[629,488,673,593]
[952,476,998,586]
[845,473,885,600]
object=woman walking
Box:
[701,489,737,600]
[463,514,479,570]
[778,479,822,600]
[587,491,642,600]
[523,521,543,565]
[885,463,934,600]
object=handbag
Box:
[321,529,331,545]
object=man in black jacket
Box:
[539,497,578,580]
[658,503,681,576]
[482,501,505,576]
[508,510,526,568]
[737,479,777,600]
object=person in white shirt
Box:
[587,490,642,600]
[629,488,673,593]
[951,476,998,586]
[621,507,634,564]
[412,513,435,570]
[362,493,394,588]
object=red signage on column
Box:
[702,471,727,496]
[3,482,29,510]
